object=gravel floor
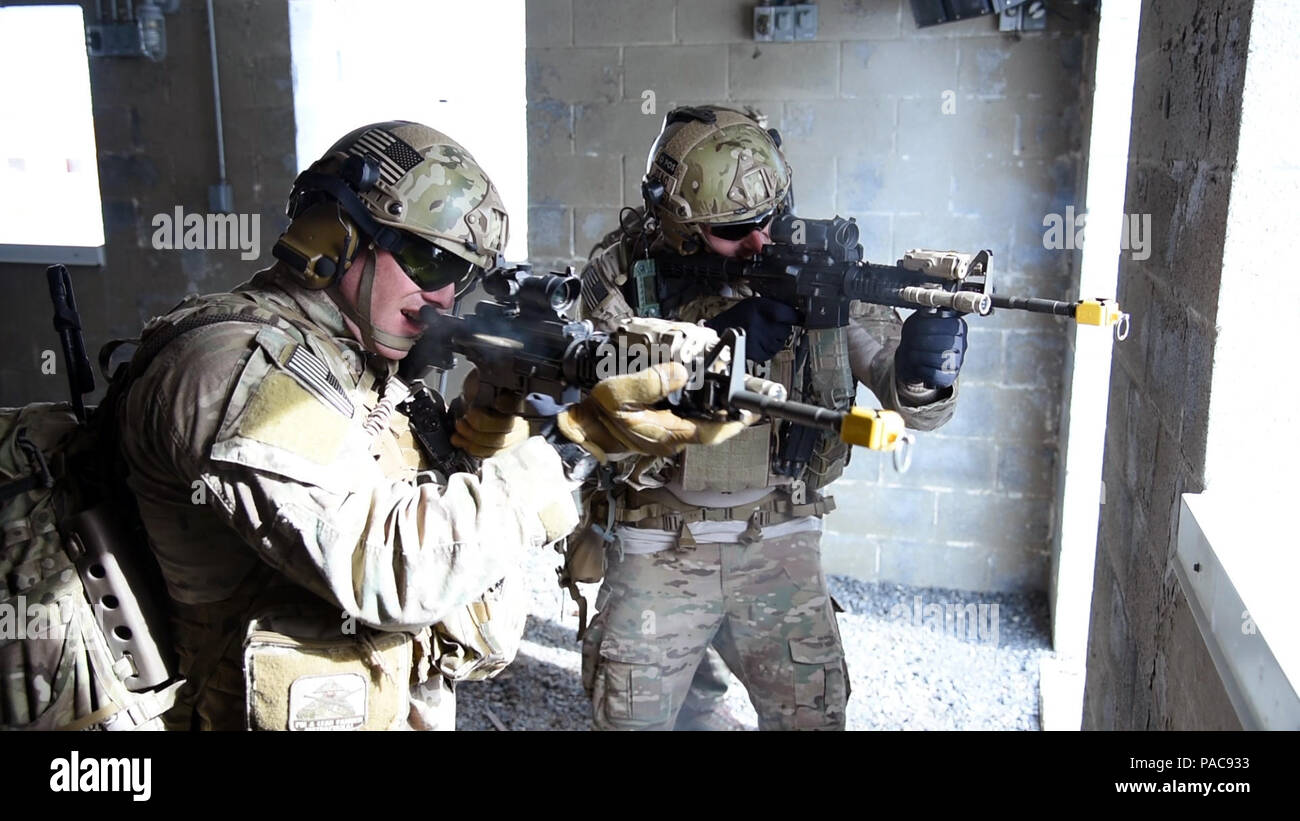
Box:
[455,544,1052,731]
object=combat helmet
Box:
[641,105,792,254]
[272,120,509,352]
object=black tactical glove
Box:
[896,310,968,390]
[704,297,800,363]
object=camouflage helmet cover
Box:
[308,121,508,270]
[643,105,792,253]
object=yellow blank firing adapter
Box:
[1075,298,1131,340]
[840,408,914,473]
[840,408,905,450]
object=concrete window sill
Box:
[1175,492,1300,730]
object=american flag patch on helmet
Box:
[348,128,423,186]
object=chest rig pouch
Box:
[677,326,854,493]
[776,327,855,492]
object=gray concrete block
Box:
[1129,1,1249,167]
[1146,426,1189,567]
[1112,270,1152,388]
[837,213,892,260]
[997,441,1057,498]
[838,153,952,215]
[897,95,1075,164]
[1168,161,1230,321]
[1004,329,1068,390]
[1083,550,1122,728]
[778,143,836,217]
[952,156,1076,225]
[1123,387,1160,502]
[842,39,958,98]
[526,47,622,104]
[1141,294,1188,433]
[574,0,674,45]
[573,100,658,156]
[986,546,1050,593]
[936,490,1052,548]
[816,0,902,40]
[90,105,141,153]
[528,205,572,259]
[957,35,1084,98]
[951,326,1002,385]
[1128,552,1164,714]
[818,532,881,581]
[573,208,621,257]
[729,42,839,99]
[783,98,894,158]
[940,382,1060,440]
[97,154,161,193]
[1008,211,1079,278]
[1018,96,1083,160]
[1179,315,1215,478]
[882,431,996,491]
[674,0,749,44]
[1103,359,1130,472]
[876,540,992,592]
[528,0,572,46]
[1124,160,1179,276]
[529,153,623,207]
[528,98,574,155]
[1100,451,1135,581]
[621,155,642,209]
[829,480,936,536]
[624,45,728,102]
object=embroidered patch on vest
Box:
[283,344,354,417]
[236,371,350,465]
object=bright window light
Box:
[288,0,528,259]
[0,4,105,262]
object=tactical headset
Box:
[273,154,481,296]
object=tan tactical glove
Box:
[451,368,530,458]
[555,362,749,462]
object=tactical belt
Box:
[597,487,836,547]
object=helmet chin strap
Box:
[329,247,418,354]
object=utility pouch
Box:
[243,608,412,731]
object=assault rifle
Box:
[648,213,1129,340]
[406,264,915,471]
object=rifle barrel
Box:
[989,294,1076,317]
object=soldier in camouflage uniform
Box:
[116,121,741,730]
[577,106,970,730]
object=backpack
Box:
[0,266,267,731]
[0,398,182,730]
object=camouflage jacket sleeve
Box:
[578,241,636,332]
[123,322,578,633]
[847,301,958,432]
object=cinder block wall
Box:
[0,0,295,406]
[526,0,1094,593]
[1084,0,1248,730]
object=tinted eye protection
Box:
[373,230,481,292]
[707,214,773,241]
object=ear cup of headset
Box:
[272,201,363,289]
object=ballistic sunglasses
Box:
[706,211,775,241]
[371,228,482,293]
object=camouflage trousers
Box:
[581,530,848,730]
